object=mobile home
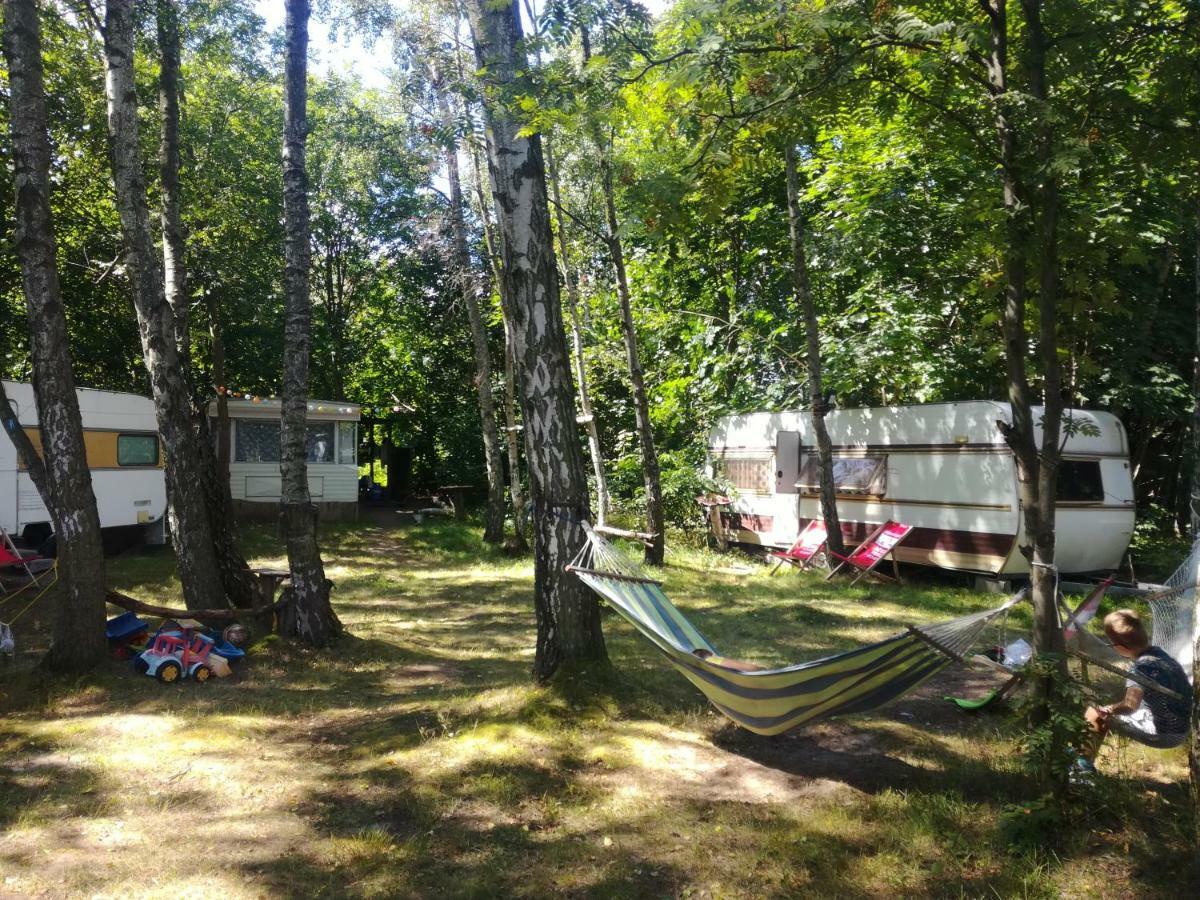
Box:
[0,381,167,547]
[707,401,1135,577]
[209,397,360,520]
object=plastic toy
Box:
[134,628,216,683]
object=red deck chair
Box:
[825,521,914,586]
[767,519,828,575]
[0,529,54,596]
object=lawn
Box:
[0,517,1195,898]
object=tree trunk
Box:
[1018,0,1066,671]
[157,1,255,610]
[2,0,108,672]
[104,0,227,612]
[545,137,610,528]
[279,0,340,645]
[784,142,845,559]
[464,0,606,680]
[598,147,665,565]
[438,88,505,545]
[467,123,528,552]
[156,0,187,363]
[1190,193,1200,853]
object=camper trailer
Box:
[0,381,167,547]
[707,402,1135,577]
[209,397,360,521]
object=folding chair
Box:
[767,519,828,575]
[825,521,914,586]
[0,529,54,596]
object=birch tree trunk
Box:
[464,0,606,679]
[278,0,340,645]
[2,0,107,672]
[104,0,227,612]
[545,138,610,528]
[784,142,845,559]
[468,125,528,552]
[439,88,505,545]
[156,0,187,362]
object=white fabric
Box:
[1114,705,1156,736]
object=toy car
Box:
[134,629,216,683]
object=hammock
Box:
[1152,540,1200,680]
[567,525,1025,736]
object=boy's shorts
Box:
[1110,706,1186,750]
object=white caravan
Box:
[706,401,1135,577]
[0,381,167,547]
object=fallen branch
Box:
[593,524,658,544]
[106,589,290,623]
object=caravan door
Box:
[0,405,19,534]
[772,430,803,545]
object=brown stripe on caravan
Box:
[722,512,775,533]
[799,518,1016,570]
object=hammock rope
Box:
[567,525,1024,735]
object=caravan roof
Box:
[709,401,1127,457]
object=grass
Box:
[0,515,1195,898]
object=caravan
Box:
[707,401,1135,577]
[0,381,167,549]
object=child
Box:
[1082,609,1190,764]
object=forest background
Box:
[0,0,1196,554]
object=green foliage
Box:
[1011,654,1088,795]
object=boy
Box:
[1082,609,1190,765]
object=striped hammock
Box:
[568,526,1025,736]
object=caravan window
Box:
[117,434,159,466]
[236,421,281,462]
[338,422,357,465]
[1057,460,1104,502]
[797,454,887,495]
[235,421,340,463]
[306,423,335,463]
[716,455,773,493]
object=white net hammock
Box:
[1153,539,1200,677]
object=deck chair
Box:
[767,519,828,574]
[825,521,914,586]
[0,530,54,595]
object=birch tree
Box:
[2,0,107,671]
[103,0,227,611]
[279,0,341,645]
[463,0,606,678]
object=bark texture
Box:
[545,138,610,528]
[439,88,506,545]
[279,0,340,645]
[784,142,845,558]
[465,0,606,679]
[104,0,227,611]
[2,0,107,672]
[156,0,187,363]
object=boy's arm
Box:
[1102,685,1144,717]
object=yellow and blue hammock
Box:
[568,526,1024,736]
